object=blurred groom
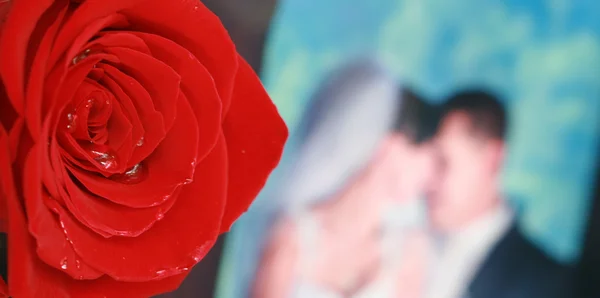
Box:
[425,90,573,298]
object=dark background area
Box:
[0,233,6,283]
[575,142,600,297]
[202,0,277,74]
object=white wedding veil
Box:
[281,58,403,211]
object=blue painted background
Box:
[217,1,600,297]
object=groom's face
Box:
[427,112,493,231]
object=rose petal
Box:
[133,32,222,163]
[7,199,184,297]
[50,133,113,241]
[59,133,105,173]
[102,46,180,133]
[0,278,6,298]
[0,0,55,115]
[59,13,129,71]
[23,143,103,280]
[5,130,187,297]
[24,1,68,140]
[46,51,120,119]
[123,0,237,117]
[69,79,115,142]
[73,80,133,156]
[220,56,288,231]
[92,32,152,55]
[69,93,198,208]
[0,0,11,22]
[62,168,179,237]
[58,98,133,176]
[3,126,71,297]
[65,273,189,298]
[0,125,10,235]
[58,135,227,281]
[43,53,102,197]
[46,0,147,68]
[40,110,63,199]
[8,118,25,164]
[0,84,18,134]
[100,64,167,167]
[104,93,134,162]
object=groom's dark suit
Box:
[465,224,574,298]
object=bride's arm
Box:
[251,219,299,298]
[393,230,432,297]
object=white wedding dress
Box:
[289,201,427,298]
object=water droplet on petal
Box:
[60,258,68,270]
[72,49,91,65]
[126,163,142,176]
[59,221,72,245]
[190,242,211,263]
[114,231,130,236]
[75,259,81,269]
[155,269,167,277]
[194,5,199,10]
[112,163,146,184]
[156,210,165,221]
[136,136,145,147]
[89,150,119,171]
[241,149,246,154]
[66,113,78,133]
[85,98,95,109]
[150,195,171,207]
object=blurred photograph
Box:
[215,1,600,298]
[252,60,438,298]
[425,91,572,298]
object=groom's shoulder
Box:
[498,225,575,296]
[502,225,564,270]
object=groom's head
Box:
[427,90,507,232]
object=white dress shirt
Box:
[426,204,514,298]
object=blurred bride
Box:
[252,59,439,298]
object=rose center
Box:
[59,79,125,172]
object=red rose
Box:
[0,0,287,296]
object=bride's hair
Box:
[393,88,440,144]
